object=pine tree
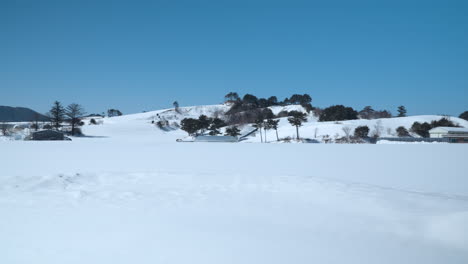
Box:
[287,111,307,140]
[396,126,410,137]
[173,101,180,113]
[180,118,201,136]
[354,126,370,138]
[460,111,468,121]
[225,126,241,137]
[224,92,240,103]
[253,118,264,143]
[208,118,226,135]
[198,115,212,134]
[48,101,65,130]
[267,119,280,141]
[397,106,407,117]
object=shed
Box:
[429,127,468,143]
[194,135,238,142]
[31,130,65,141]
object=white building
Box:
[429,127,468,143]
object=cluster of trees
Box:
[319,105,358,121]
[358,106,392,119]
[318,105,407,122]
[225,92,313,124]
[224,92,312,108]
[180,115,227,136]
[107,109,122,117]
[410,118,458,138]
[180,111,308,142]
[48,101,86,135]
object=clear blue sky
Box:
[1,0,467,116]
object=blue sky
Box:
[1,0,467,116]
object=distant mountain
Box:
[0,106,49,122]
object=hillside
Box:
[0,106,48,122]
[80,104,468,143]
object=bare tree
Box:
[372,120,383,138]
[66,103,86,136]
[33,113,40,131]
[342,126,352,142]
[1,122,9,136]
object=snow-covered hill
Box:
[78,104,468,143]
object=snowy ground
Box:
[1,107,468,263]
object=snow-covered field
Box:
[1,106,468,263]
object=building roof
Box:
[194,135,238,142]
[429,127,468,134]
[32,129,63,135]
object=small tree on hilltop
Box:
[396,126,410,137]
[49,101,65,130]
[107,109,122,117]
[288,111,307,140]
[66,103,86,136]
[319,105,358,122]
[359,106,375,120]
[225,126,241,137]
[173,101,180,113]
[267,96,278,106]
[224,92,240,103]
[267,119,280,141]
[354,126,370,138]
[397,106,407,117]
[460,111,468,121]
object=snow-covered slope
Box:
[77,104,468,143]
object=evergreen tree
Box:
[107,109,122,117]
[358,106,375,119]
[242,94,259,106]
[397,106,407,117]
[288,111,307,140]
[180,118,201,136]
[173,101,180,113]
[198,115,212,134]
[319,105,358,121]
[267,119,280,141]
[66,103,86,136]
[48,101,65,130]
[411,122,431,138]
[253,118,264,143]
[225,126,241,137]
[224,92,240,103]
[354,126,370,138]
[208,118,226,135]
[267,96,278,106]
[396,126,410,137]
[460,111,468,121]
